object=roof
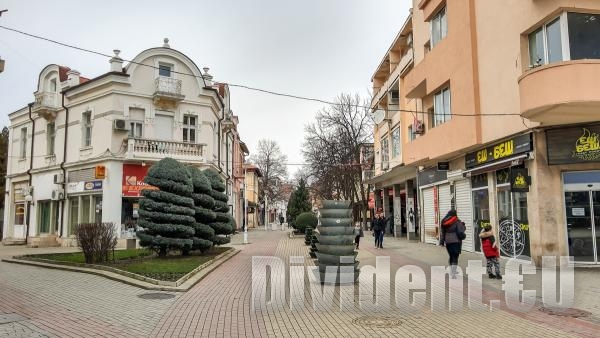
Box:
[244,164,263,178]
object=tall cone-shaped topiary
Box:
[203,169,233,245]
[137,158,196,257]
[187,166,216,252]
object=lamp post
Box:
[243,167,248,244]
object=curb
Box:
[2,248,240,292]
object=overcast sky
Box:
[0,0,410,176]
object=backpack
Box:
[455,221,466,240]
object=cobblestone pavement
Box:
[1,228,599,337]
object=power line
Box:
[0,24,525,118]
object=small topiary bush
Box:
[295,212,317,234]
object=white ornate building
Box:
[2,39,243,247]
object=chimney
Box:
[66,69,80,87]
[109,49,123,72]
[202,67,213,87]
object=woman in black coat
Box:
[439,209,466,279]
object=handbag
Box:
[455,221,466,240]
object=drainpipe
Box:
[58,93,69,238]
[25,103,34,243]
[217,108,224,173]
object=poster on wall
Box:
[122,164,158,197]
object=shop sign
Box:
[122,164,158,197]
[465,133,532,169]
[67,180,103,194]
[437,161,450,171]
[509,168,530,192]
[418,166,448,186]
[546,124,600,165]
[95,165,106,179]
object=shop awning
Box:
[462,153,529,177]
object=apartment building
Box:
[369,0,600,265]
[2,39,247,247]
[243,164,263,229]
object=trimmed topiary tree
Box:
[295,212,318,234]
[203,169,233,245]
[187,166,216,253]
[304,226,313,245]
[136,158,195,257]
[287,178,312,228]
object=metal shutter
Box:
[422,187,437,244]
[68,168,95,182]
[455,179,474,252]
[438,184,451,221]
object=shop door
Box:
[564,190,600,263]
[422,187,437,244]
[455,179,474,252]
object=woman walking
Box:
[354,223,363,249]
[439,209,466,279]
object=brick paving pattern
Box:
[1,229,599,337]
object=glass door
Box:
[565,191,596,262]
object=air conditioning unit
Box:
[413,120,424,135]
[51,188,64,201]
[53,173,65,184]
[113,119,130,131]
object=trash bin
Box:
[126,238,137,250]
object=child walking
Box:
[479,224,502,279]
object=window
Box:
[38,201,58,234]
[431,6,447,48]
[159,64,172,77]
[391,127,401,158]
[129,122,143,138]
[68,194,102,235]
[433,87,451,127]
[47,122,55,155]
[528,18,562,66]
[82,111,92,147]
[381,136,389,170]
[20,127,27,158]
[568,13,600,60]
[183,115,196,143]
[408,125,416,141]
[49,78,57,92]
[528,12,600,67]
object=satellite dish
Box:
[372,109,386,124]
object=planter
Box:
[315,251,357,265]
[319,209,352,219]
[315,244,355,255]
[321,200,352,209]
[320,218,353,227]
[318,226,355,236]
[315,235,355,246]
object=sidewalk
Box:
[357,234,600,323]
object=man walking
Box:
[373,209,385,249]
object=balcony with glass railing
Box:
[126,138,206,163]
[32,91,61,120]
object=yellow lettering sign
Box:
[493,140,514,160]
[477,149,487,164]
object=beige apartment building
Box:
[243,164,263,229]
[2,39,247,247]
[369,0,600,264]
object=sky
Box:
[0,0,411,177]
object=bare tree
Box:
[303,93,373,226]
[249,139,288,204]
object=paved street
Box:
[1,227,599,337]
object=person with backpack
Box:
[439,209,466,279]
[480,224,502,279]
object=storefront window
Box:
[472,173,489,252]
[14,203,25,225]
[69,197,79,235]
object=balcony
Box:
[32,91,61,120]
[153,77,184,109]
[519,60,600,126]
[126,138,206,163]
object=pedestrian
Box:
[279,213,284,226]
[439,209,466,279]
[354,223,363,249]
[480,224,502,279]
[373,209,385,249]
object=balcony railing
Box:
[32,91,60,120]
[153,77,184,107]
[127,138,205,162]
[399,48,414,76]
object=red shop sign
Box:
[122,164,158,197]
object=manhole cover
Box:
[539,307,592,318]
[137,293,176,300]
[352,316,402,327]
